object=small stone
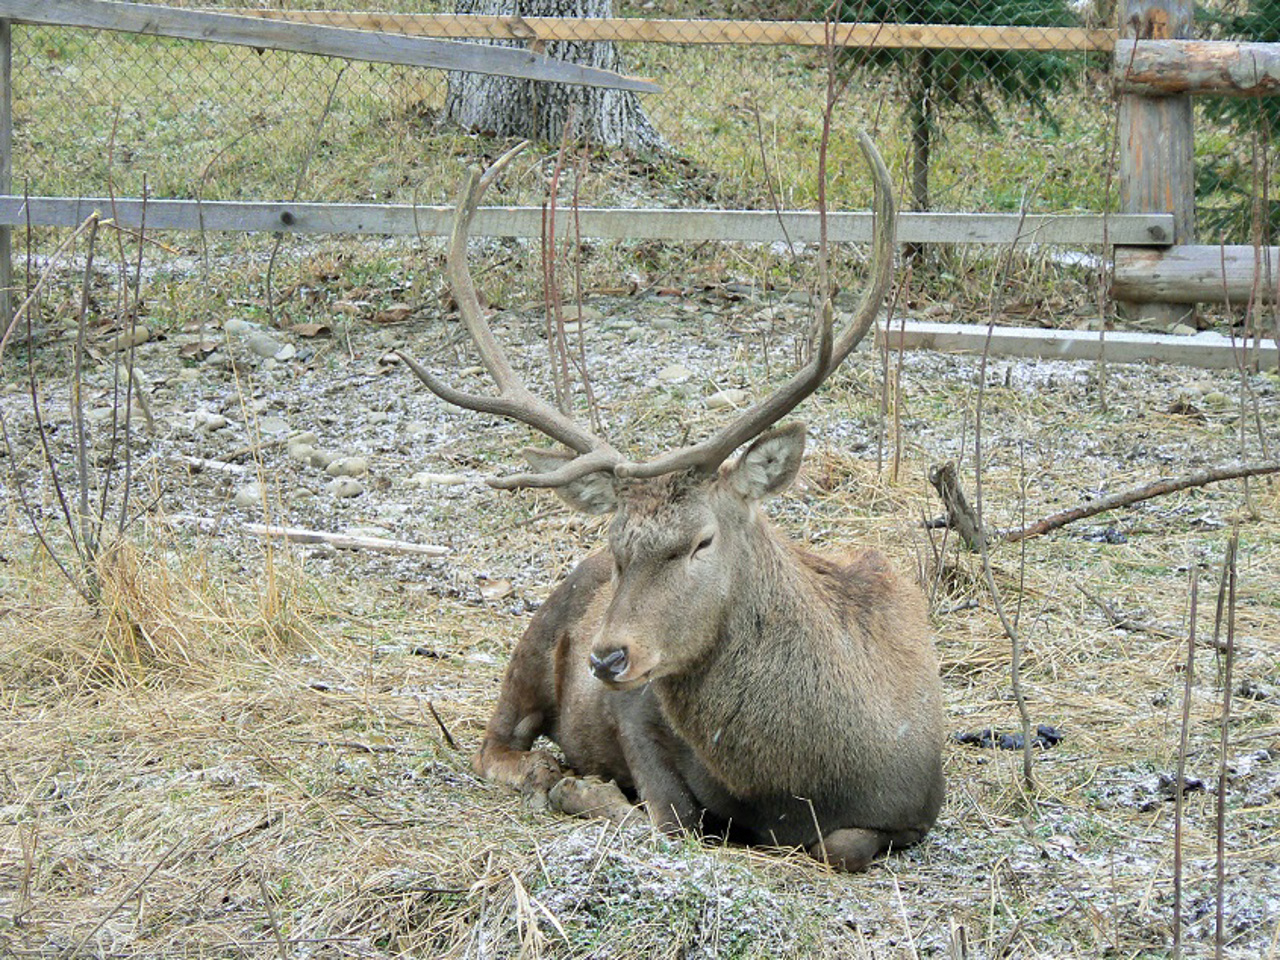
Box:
[326,456,369,478]
[234,482,263,508]
[288,442,316,463]
[706,388,750,410]
[193,411,229,432]
[404,421,432,439]
[308,449,339,470]
[274,343,297,361]
[657,363,693,384]
[560,304,604,323]
[224,318,257,337]
[247,332,284,359]
[104,327,151,353]
[1171,323,1198,337]
[258,416,289,436]
[651,317,679,331]
[326,477,364,499]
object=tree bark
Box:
[444,0,664,154]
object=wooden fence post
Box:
[1116,0,1195,327]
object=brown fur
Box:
[473,424,945,871]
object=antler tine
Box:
[400,142,621,483]
[614,131,895,481]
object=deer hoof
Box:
[517,750,565,810]
[548,775,638,825]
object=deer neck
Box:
[649,530,839,789]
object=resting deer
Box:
[401,136,944,872]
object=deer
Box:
[399,135,945,872]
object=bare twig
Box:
[1214,531,1239,960]
[264,64,347,326]
[973,322,1034,792]
[427,701,460,751]
[1173,567,1198,960]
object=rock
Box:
[258,416,290,436]
[274,343,297,361]
[326,477,364,499]
[234,482,263,508]
[706,388,749,410]
[224,318,258,337]
[193,411,229,432]
[287,442,316,463]
[560,304,604,323]
[657,363,693,384]
[104,327,151,353]
[247,332,285,359]
[404,421,432,439]
[651,317,679,331]
[308,449,339,470]
[326,456,370,478]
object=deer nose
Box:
[589,647,630,683]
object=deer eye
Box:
[691,534,715,560]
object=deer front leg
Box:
[473,707,565,809]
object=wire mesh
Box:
[6,2,1276,279]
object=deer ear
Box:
[523,447,619,515]
[728,423,806,500]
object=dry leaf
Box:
[290,322,331,338]
[374,303,413,324]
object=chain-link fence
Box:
[7,1,1276,310]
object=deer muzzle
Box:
[589,647,630,684]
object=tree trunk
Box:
[444,0,665,154]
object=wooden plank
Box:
[1116,0,1195,325]
[0,0,658,92]
[877,319,1279,369]
[0,196,1173,246]
[234,11,1115,53]
[1115,39,1280,96]
[1114,245,1280,303]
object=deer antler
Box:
[397,141,623,488]
[403,132,895,490]
[613,131,895,479]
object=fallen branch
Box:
[929,459,1280,544]
[167,514,449,557]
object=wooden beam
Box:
[1115,39,1280,96]
[878,319,1278,369]
[1116,0,1195,325]
[0,196,1173,246]
[1114,245,1280,303]
[0,0,658,92]
[233,11,1115,53]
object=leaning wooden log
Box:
[1115,40,1280,97]
[1113,245,1280,305]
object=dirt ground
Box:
[1,252,1279,957]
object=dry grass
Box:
[2,242,1279,956]
[3,398,1278,957]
